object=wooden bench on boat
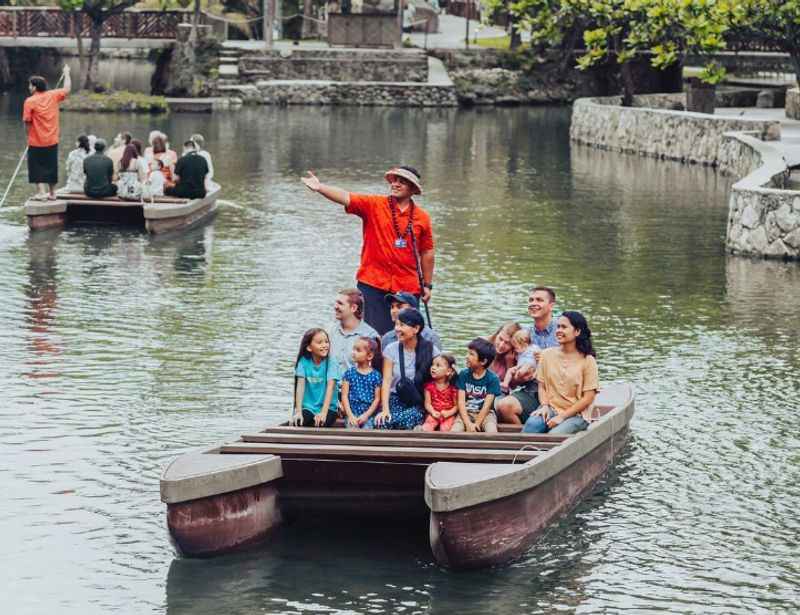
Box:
[160,383,635,568]
[25,187,220,235]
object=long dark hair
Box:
[120,143,139,171]
[560,311,596,358]
[77,135,90,153]
[293,328,330,411]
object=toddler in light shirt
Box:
[146,158,166,198]
[502,328,541,391]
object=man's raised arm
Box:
[62,64,71,93]
[301,171,350,207]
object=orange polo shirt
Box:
[346,193,434,293]
[22,89,68,148]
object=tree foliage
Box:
[501,0,740,83]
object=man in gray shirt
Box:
[328,288,380,375]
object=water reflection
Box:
[0,105,799,613]
[24,230,63,379]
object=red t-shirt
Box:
[424,381,457,412]
[346,193,434,293]
[23,89,68,148]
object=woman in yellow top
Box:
[522,311,599,435]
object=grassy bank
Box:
[63,90,168,113]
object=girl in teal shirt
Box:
[293,328,342,427]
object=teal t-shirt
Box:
[295,356,342,414]
[456,368,502,414]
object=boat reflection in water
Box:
[164,443,637,615]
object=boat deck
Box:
[221,424,569,464]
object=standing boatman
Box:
[301,166,435,336]
[23,65,71,201]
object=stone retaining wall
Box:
[256,80,458,106]
[570,96,781,166]
[240,51,428,84]
[725,133,800,260]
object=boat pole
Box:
[0,147,29,208]
[409,223,432,329]
[1,71,66,207]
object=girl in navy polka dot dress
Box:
[341,336,383,429]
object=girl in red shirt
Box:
[422,353,458,432]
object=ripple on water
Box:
[0,105,798,614]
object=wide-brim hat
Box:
[385,166,423,195]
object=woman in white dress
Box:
[64,135,91,193]
[116,140,148,201]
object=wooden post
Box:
[263,0,274,49]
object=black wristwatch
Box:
[423,282,433,289]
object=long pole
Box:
[408,220,432,329]
[1,71,66,208]
[0,148,28,208]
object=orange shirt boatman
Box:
[22,65,72,201]
[302,166,435,336]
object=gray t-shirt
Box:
[383,341,440,393]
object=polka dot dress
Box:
[343,367,382,427]
[381,394,425,430]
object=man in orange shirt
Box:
[23,65,71,201]
[302,166,435,335]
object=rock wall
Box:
[570,96,781,167]
[239,49,429,83]
[786,87,800,120]
[725,133,800,260]
[255,80,457,106]
[430,48,681,106]
[155,24,221,97]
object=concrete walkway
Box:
[223,14,509,51]
[408,14,508,49]
[716,107,800,167]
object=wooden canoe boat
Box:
[160,383,634,568]
[25,187,220,235]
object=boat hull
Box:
[25,188,219,235]
[429,425,629,569]
[167,483,282,557]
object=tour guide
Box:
[23,65,71,201]
[302,166,435,336]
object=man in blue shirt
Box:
[495,286,559,426]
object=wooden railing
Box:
[0,7,202,39]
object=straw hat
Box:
[385,166,423,195]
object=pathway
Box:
[716,106,800,167]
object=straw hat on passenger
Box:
[385,166,423,195]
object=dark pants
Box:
[28,144,58,185]
[165,183,205,199]
[300,409,337,427]
[357,281,396,336]
[85,184,118,199]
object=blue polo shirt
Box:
[528,316,559,350]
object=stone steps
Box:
[238,48,429,84]
[212,50,456,107]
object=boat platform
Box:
[161,384,635,569]
[25,187,220,235]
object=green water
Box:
[0,102,798,614]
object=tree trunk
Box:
[301,0,313,39]
[509,23,521,50]
[0,48,11,90]
[73,12,86,90]
[84,19,103,91]
[792,52,800,91]
[620,60,635,107]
